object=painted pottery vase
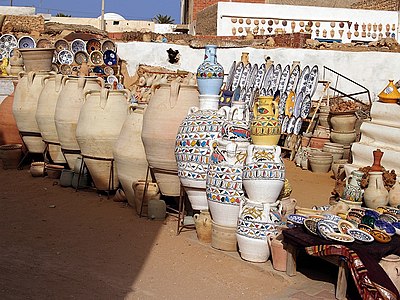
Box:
[371,148,384,172]
[141,81,199,197]
[379,255,400,291]
[194,210,212,243]
[113,104,148,207]
[250,96,280,145]
[236,198,282,263]
[196,45,224,96]
[35,73,66,163]
[363,171,389,209]
[206,139,248,227]
[388,180,400,208]
[76,88,130,191]
[243,144,285,203]
[341,170,364,202]
[175,95,226,210]
[378,80,400,103]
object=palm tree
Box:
[153,14,175,24]
[56,13,71,17]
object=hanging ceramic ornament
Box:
[354,31,359,37]
[239,19,243,24]
[373,23,377,32]
[330,29,335,38]
[238,27,243,34]
[347,31,352,39]
[315,29,320,37]
[291,21,296,33]
[231,18,237,23]
[254,19,259,25]
[323,29,327,38]
[362,31,366,38]
[367,23,372,32]
[339,30,344,38]
[392,24,396,31]
[299,21,304,27]
[354,23,359,31]
[261,19,266,25]
[246,18,251,25]
[274,19,279,25]
[282,20,287,26]
[315,21,321,28]
[330,22,335,28]
[232,27,237,36]
[347,21,352,29]
[339,22,344,28]
[372,32,377,39]
[378,33,383,39]
[378,23,382,32]
[362,23,366,31]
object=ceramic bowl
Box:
[103,50,117,66]
[370,229,391,243]
[358,223,373,233]
[347,228,374,243]
[317,220,335,239]
[361,215,376,228]
[346,211,363,224]
[392,222,400,235]
[374,220,396,236]
[349,207,366,216]
[320,219,339,232]
[304,218,318,236]
[86,38,101,53]
[379,213,398,224]
[287,214,307,225]
[326,232,354,243]
[364,208,380,220]
[323,214,341,223]
[338,219,356,234]
[18,35,36,48]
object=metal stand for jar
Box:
[42,141,69,166]
[17,131,44,169]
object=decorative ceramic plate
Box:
[326,232,355,243]
[92,66,104,74]
[107,75,118,84]
[378,206,400,215]
[293,91,304,118]
[358,223,373,233]
[268,64,282,95]
[104,66,114,76]
[304,218,319,236]
[58,49,74,65]
[323,214,341,223]
[103,50,117,66]
[347,228,374,243]
[86,39,102,54]
[287,116,296,134]
[36,38,53,48]
[231,62,244,91]
[239,63,252,89]
[285,91,296,117]
[0,49,7,61]
[90,50,104,66]
[54,39,69,52]
[278,64,290,94]
[101,39,116,52]
[317,220,335,239]
[71,39,86,54]
[74,51,89,65]
[370,229,391,243]
[300,95,312,119]
[245,63,259,90]
[293,117,303,135]
[346,211,363,224]
[278,92,288,115]
[60,64,72,75]
[286,64,301,93]
[259,88,267,96]
[374,220,396,236]
[296,65,310,95]
[225,60,236,91]
[281,116,290,133]
[262,64,274,91]
[0,34,18,53]
[304,65,319,97]
[321,219,339,232]
[392,222,400,235]
[238,88,247,102]
[18,36,36,48]
[254,63,266,90]
[379,213,398,224]
[287,214,307,225]
[338,219,356,234]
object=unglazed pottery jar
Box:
[363,171,389,209]
[342,170,364,203]
[175,95,226,210]
[196,45,224,96]
[194,210,212,243]
[18,48,54,72]
[329,112,357,132]
[243,145,285,203]
[388,180,400,208]
[379,255,400,291]
[250,96,280,145]
[0,81,23,145]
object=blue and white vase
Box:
[196,45,224,96]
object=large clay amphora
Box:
[379,255,400,292]
[76,88,130,191]
[250,96,281,145]
[55,76,103,169]
[141,81,199,197]
[113,103,148,207]
[363,171,389,209]
[243,144,285,203]
[0,81,23,145]
[35,74,66,163]
[341,170,364,203]
[13,71,51,153]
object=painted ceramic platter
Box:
[92,66,104,74]
[300,95,312,119]
[263,64,274,91]
[374,220,396,236]
[347,228,374,243]
[71,39,86,54]
[54,39,69,52]
[104,66,114,76]
[239,63,252,89]
[358,223,373,234]
[268,63,282,95]
[259,88,267,96]
[287,116,296,134]
[293,117,303,135]
[304,218,319,236]
[107,75,118,84]
[60,64,72,75]
[287,214,307,225]
[338,219,356,234]
[245,63,259,90]
[379,213,398,224]
[286,64,301,93]
[278,114,284,126]
[323,214,341,223]
[304,65,319,97]
[225,60,236,91]
[0,49,7,61]
[392,222,400,235]
[278,92,288,115]
[36,38,53,48]
[326,232,355,243]
[103,50,117,66]
[101,39,116,52]
[18,36,36,49]
[293,91,304,118]
[296,65,310,95]
[90,50,104,66]
[281,116,290,133]
[317,220,335,239]
[0,34,17,54]
[254,63,266,90]
[321,219,339,232]
[86,38,101,54]
[74,51,89,65]
[278,64,290,94]
[231,62,244,91]
[58,49,74,65]
[370,229,391,243]
[238,88,247,102]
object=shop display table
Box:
[283,226,400,300]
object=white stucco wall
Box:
[216,3,399,44]
[0,5,35,15]
[117,41,399,104]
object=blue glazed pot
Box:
[196,45,224,96]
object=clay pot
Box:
[379,255,400,291]
[388,180,400,207]
[142,82,199,197]
[113,104,148,208]
[371,149,384,172]
[271,234,287,272]
[330,130,356,145]
[332,159,348,179]
[133,180,161,216]
[30,162,45,177]
[19,48,55,72]
[322,142,344,160]
[318,112,330,127]
[0,144,22,169]
[46,164,64,179]
[363,171,389,209]
[329,113,357,132]
[194,210,212,243]
[309,137,329,149]
[308,152,333,173]
[76,88,130,191]
[211,221,237,252]
[280,197,297,218]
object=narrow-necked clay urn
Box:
[371,148,384,172]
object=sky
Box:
[0,0,181,23]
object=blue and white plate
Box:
[317,220,335,239]
[278,92,288,115]
[58,49,74,65]
[374,220,396,236]
[0,34,18,53]
[268,64,282,95]
[392,222,400,235]
[323,214,341,223]
[245,63,259,90]
[18,35,36,49]
[293,117,303,135]
[71,39,86,54]
[293,91,304,118]
[278,64,290,94]
[364,208,380,220]
[231,62,244,91]
[326,232,355,243]
[304,65,319,97]
[103,50,117,66]
[300,95,312,119]
[296,65,310,95]
[347,228,374,243]
[281,115,290,133]
[225,60,236,91]
[239,63,252,89]
[304,218,319,236]
[262,64,274,91]
[379,213,398,224]
[286,64,301,93]
[254,63,266,90]
[287,214,307,225]
[287,116,296,134]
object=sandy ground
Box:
[0,159,342,300]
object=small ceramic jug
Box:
[388,180,400,208]
[194,210,212,243]
[363,171,389,209]
[341,170,364,202]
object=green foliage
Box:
[153,14,175,24]
[56,13,71,17]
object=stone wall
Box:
[195,4,218,35]
[2,15,45,33]
[351,0,399,11]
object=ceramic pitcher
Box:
[363,171,389,209]
[341,170,364,203]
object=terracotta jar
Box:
[113,104,148,207]
[194,210,212,243]
[141,81,199,197]
[54,76,103,169]
[250,96,280,145]
[270,233,287,272]
[133,180,161,216]
[35,74,66,163]
[363,171,389,209]
[308,152,333,173]
[76,88,130,191]
[379,255,400,291]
